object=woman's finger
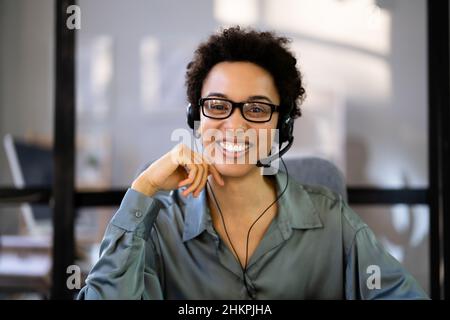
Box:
[179,163,197,190]
[183,163,203,196]
[178,148,199,187]
[191,153,208,197]
[192,152,210,195]
[193,162,209,197]
[181,151,203,196]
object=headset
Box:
[186,100,295,167]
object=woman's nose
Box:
[223,107,248,130]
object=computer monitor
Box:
[3,134,53,235]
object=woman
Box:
[78,27,427,299]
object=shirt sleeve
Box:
[77,188,164,300]
[344,222,429,300]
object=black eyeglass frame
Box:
[198,97,280,123]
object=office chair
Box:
[3,134,53,235]
[284,156,347,201]
[3,134,101,238]
[0,134,53,297]
[1,134,96,297]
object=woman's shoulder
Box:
[288,178,367,234]
[287,175,343,211]
[299,183,342,203]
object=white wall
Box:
[0,0,54,233]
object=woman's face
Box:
[199,61,280,178]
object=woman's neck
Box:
[207,168,277,222]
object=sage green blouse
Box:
[78,171,428,300]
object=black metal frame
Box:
[428,0,450,300]
[0,0,448,299]
[51,0,76,300]
[0,188,429,206]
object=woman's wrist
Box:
[131,177,158,197]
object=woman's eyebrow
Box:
[247,95,273,103]
[206,92,227,98]
[206,93,273,103]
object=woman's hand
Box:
[131,143,224,197]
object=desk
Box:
[0,236,51,295]
[0,235,93,297]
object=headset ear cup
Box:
[186,103,201,131]
[186,103,195,129]
[186,104,192,129]
[286,117,294,140]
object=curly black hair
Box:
[185,26,305,122]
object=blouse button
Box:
[135,210,143,218]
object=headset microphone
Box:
[256,137,294,168]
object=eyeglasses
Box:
[199,97,279,123]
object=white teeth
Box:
[219,141,249,152]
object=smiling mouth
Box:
[218,141,250,153]
[215,140,254,160]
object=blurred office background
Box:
[0,0,431,298]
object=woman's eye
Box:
[211,104,225,110]
[249,107,263,113]
[247,104,267,113]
